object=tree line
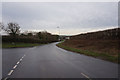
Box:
[0,22,59,43]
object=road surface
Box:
[2,42,118,79]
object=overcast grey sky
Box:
[2,2,118,35]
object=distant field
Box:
[2,43,42,48]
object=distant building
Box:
[65,36,70,40]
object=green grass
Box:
[56,43,118,63]
[2,43,42,48]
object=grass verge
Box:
[2,43,42,48]
[56,42,118,63]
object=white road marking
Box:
[81,73,91,80]
[13,65,17,69]
[6,54,27,79]
[16,61,20,64]
[22,56,24,59]
[20,58,22,61]
[8,70,14,75]
[23,54,26,57]
[21,54,26,59]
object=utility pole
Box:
[57,26,60,41]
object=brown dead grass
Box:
[62,39,119,57]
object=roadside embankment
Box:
[57,28,119,63]
[56,40,119,63]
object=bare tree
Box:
[5,22,20,37]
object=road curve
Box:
[2,42,118,78]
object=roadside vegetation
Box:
[2,43,42,48]
[0,22,59,48]
[57,28,119,63]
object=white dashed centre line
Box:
[22,55,26,59]
[20,58,22,61]
[81,73,91,80]
[16,61,20,64]
[6,54,26,78]
[8,70,14,76]
[23,54,26,57]
[13,65,17,69]
[22,56,24,59]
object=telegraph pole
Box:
[57,26,60,41]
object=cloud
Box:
[2,2,118,35]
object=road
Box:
[2,42,118,79]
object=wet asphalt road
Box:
[2,42,118,78]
